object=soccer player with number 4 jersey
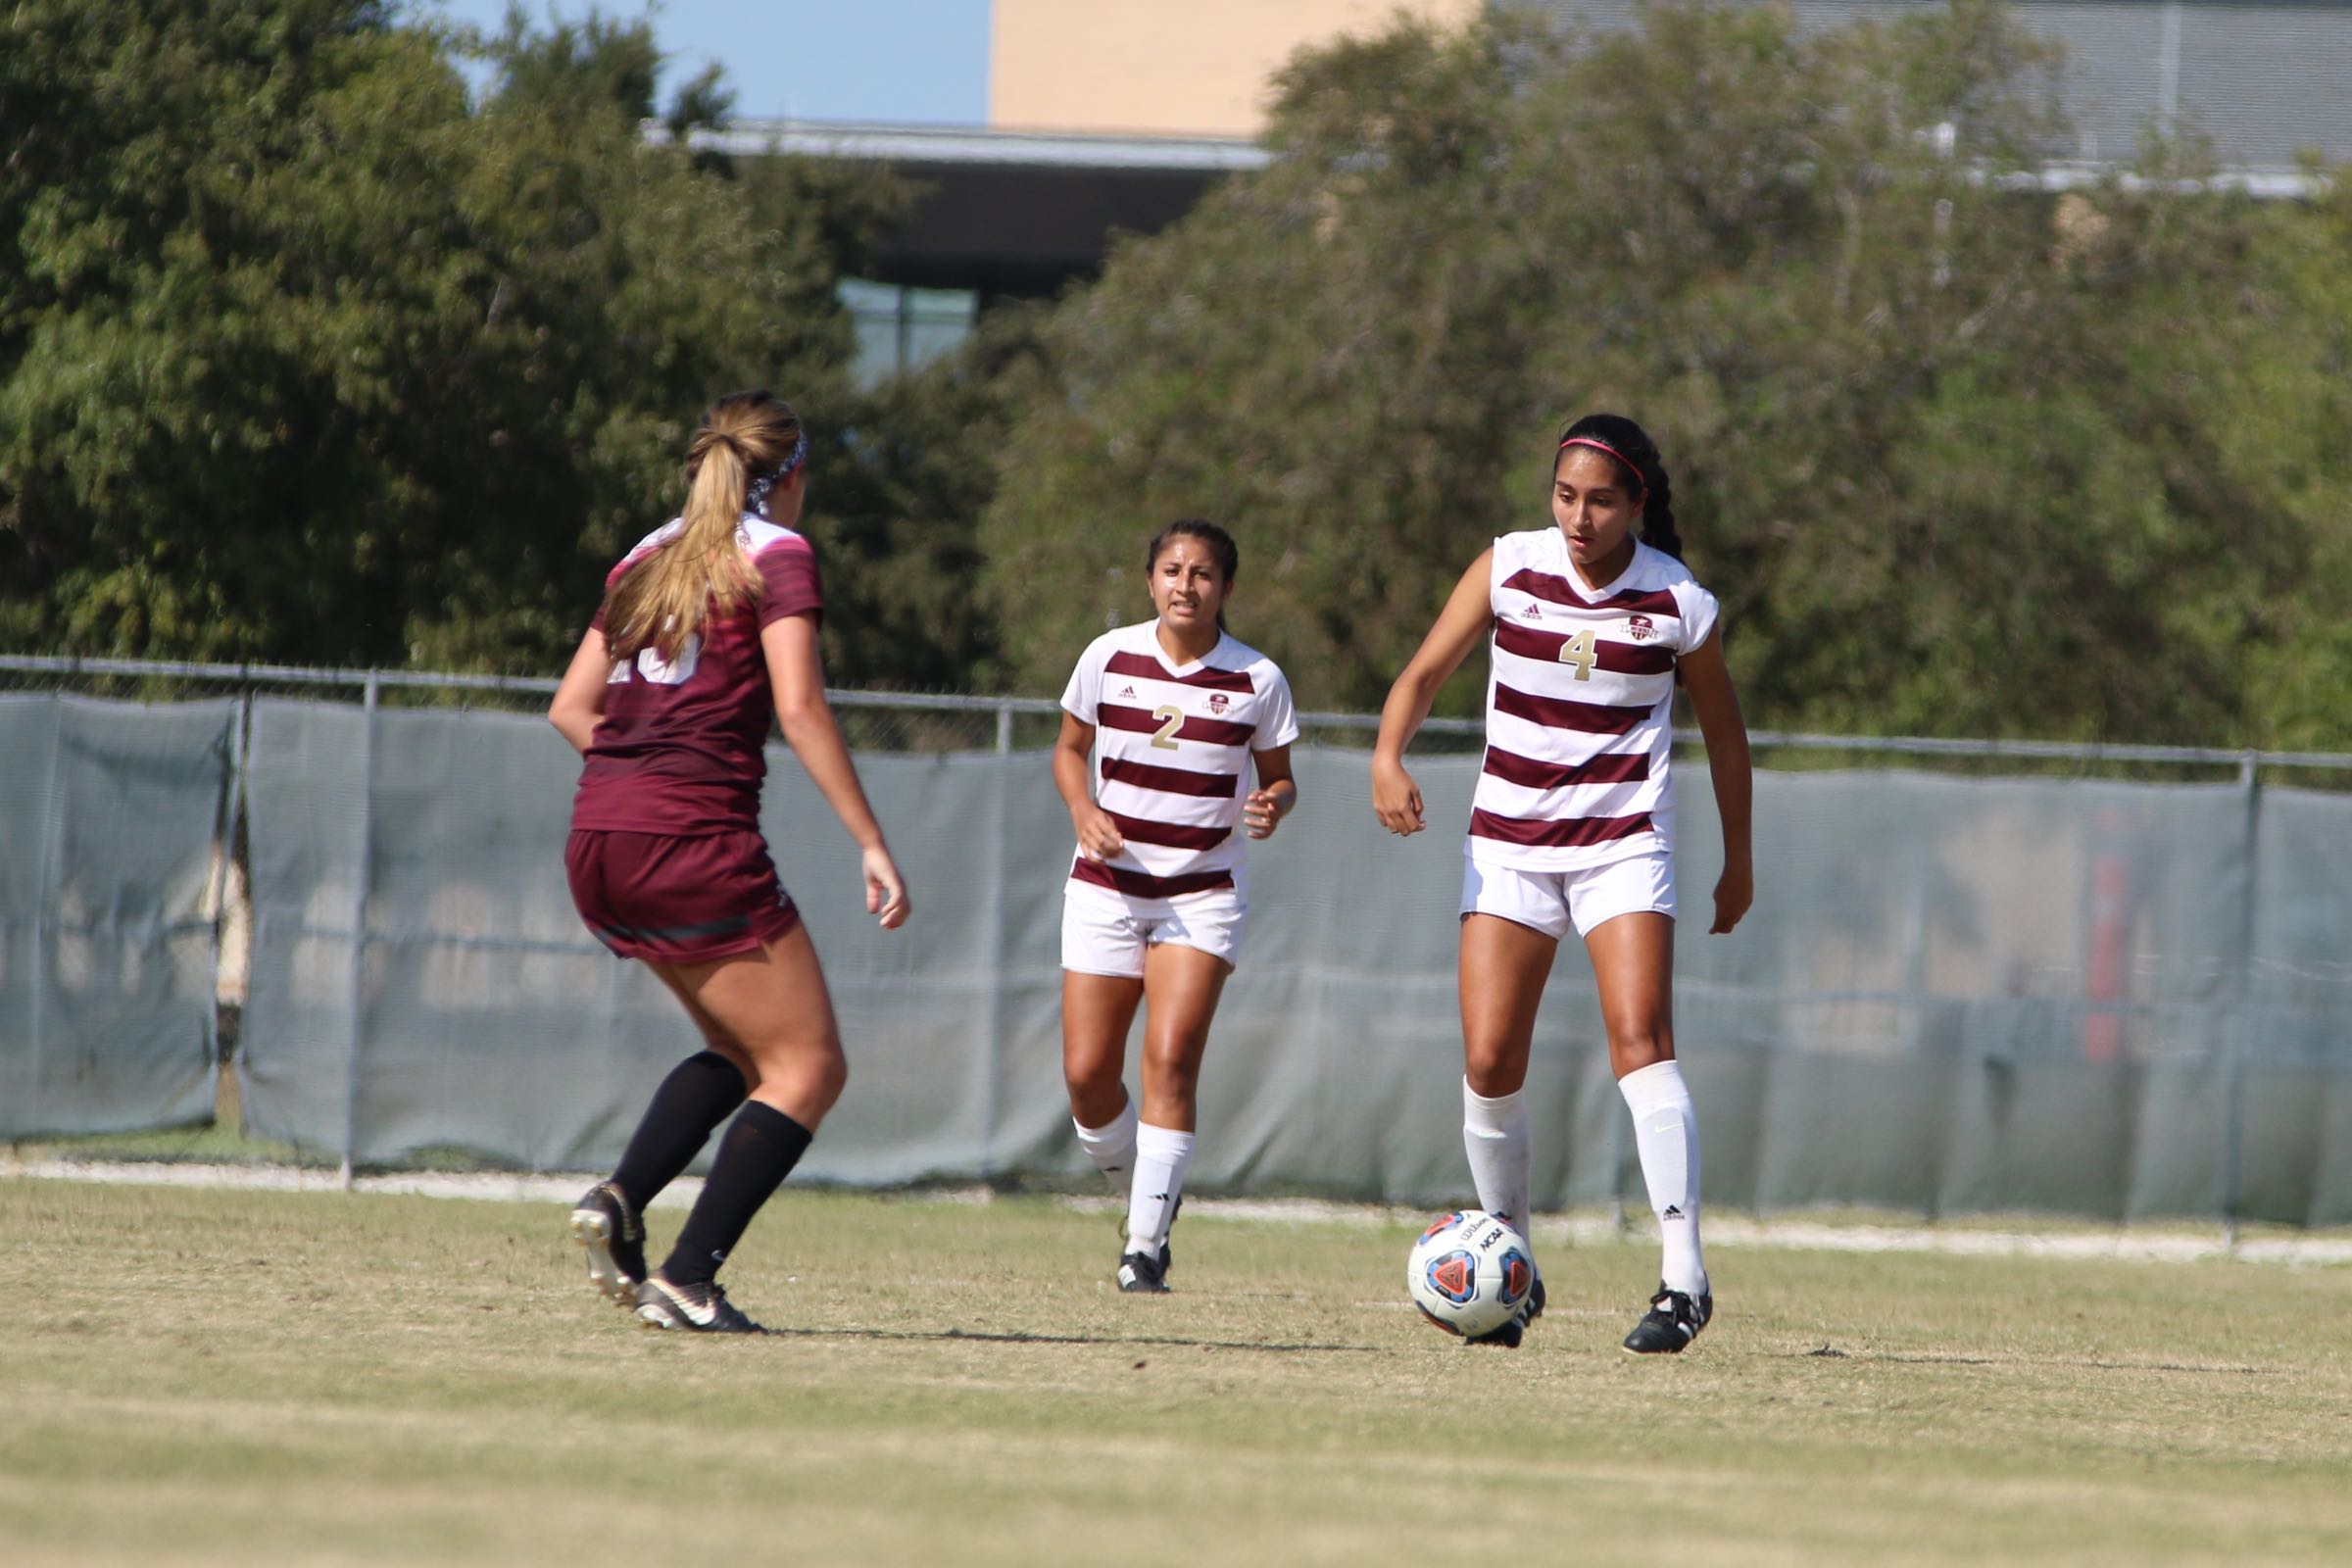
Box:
[1054,520,1300,1293]
[1373,414,1753,1353]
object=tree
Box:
[975,0,2342,747]
[0,0,905,676]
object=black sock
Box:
[661,1102,812,1289]
[610,1051,748,1210]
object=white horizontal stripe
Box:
[1483,707,1668,765]
[1474,772,1665,823]
[1095,779,1239,828]
[1089,841,1245,879]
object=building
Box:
[687,1,2352,381]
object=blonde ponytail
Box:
[603,391,804,662]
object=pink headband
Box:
[1557,435,1645,500]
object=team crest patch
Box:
[1626,613,1657,642]
[1207,693,1230,714]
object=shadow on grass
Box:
[1808,1348,2278,1376]
[766,1323,1377,1355]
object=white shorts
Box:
[1061,884,1247,977]
[1460,852,1676,941]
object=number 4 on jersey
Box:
[1557,628,1596,681]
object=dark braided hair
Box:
[1555,413,1682,562]
[1146,518,1239,631]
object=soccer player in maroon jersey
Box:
[1054,521,1300,1292]
[548,389,910,1334]
[1372,414,1753,1352]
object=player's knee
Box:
[1462,1041,1526,1099]
[1143,1041,1202,1096]
[814,1044,849,1106]
[1608,1027,1673,1075]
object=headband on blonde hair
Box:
[1557,435,1647,501]
[744,429,810,519]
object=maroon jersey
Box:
[569,516,824,835]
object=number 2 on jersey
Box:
[1151,704,1184,749]
[1557,627,1597,681]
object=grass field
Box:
[5,1178,2349,1566]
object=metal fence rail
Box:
[6,655,2350,778]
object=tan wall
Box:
[989,0,1482,138]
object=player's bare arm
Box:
[548,627,613,755]
[1244,744,1297,839]
[1052,711,1126,861]
[761,613,910,930]
[1678,626,1752,935]
[1371,547,1494,836]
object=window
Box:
[838,279,978,384]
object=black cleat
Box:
[1116,1250,1171,1294]
[567,1181,645,1305]
[1464,1314,1524,1348]
[1158,1195,1183,1279]
[1465,1267,1544,1348]
[634,1275,766,1334]
[1622,1281,1713,1354]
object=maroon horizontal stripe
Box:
[1493,618,1678,674]
[1069,858,1236,900]
[1097,703,1254,748]
[1105,809,1232,852]
[1598,587,1684,617]
[1481,746,1650,791]
[1493,683,1652,735]
[1102,755,1239,799]
[1103,650,1254,693]
[1468,808,1653,849]
[1500,568,1682,622]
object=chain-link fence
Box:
[5,655,2352,1228]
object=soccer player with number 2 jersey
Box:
[1373,414,1753,1353]
[1054,520,1300,1293]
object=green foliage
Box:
[0,0,929,681]
[7,0,2350,745]
[977,1,2348,747]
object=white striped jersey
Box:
[1468,530,1720,871]
[1060,621,1300,903]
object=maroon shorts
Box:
[564,828,802,964]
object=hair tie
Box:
[745,429,810,519]
[1557,435,1646,501]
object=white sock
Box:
[1126,1122,1195,1256]
[1073,1099,1140,1200]
[1462,1079,1533,1233]
[1618,1058,1706,1297]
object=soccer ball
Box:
[1406,1209,1535,1338]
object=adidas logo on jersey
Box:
[1521,602,1543,619]
[1118,685,1137,698]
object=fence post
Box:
[2220,750,2259,1250]
[28,700,66,1125]
[978,699,1016,1173]
[208,698,250,1122]
[338,671,380,1190]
